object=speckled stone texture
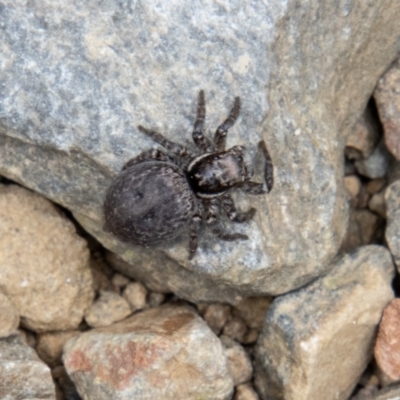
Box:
[0,184,94,332]
[0,1,400,302]
[385,179,400,270]
[254,246,395,400]
[0,334,56,399]
[375,56,400,160]
[63,305,233,400]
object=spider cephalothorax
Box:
[104,90,273,259]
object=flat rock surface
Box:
[0,1,400,302]
[254,246,395,400]
[0,334,56,400]
[0,184,94,332]
[64,305,233,400]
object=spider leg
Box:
[138,125,194,159]
[214,96,241,151]
[188,209,202,260]
[204,198,248,241]
[221,193,256,223]
[192,90,213,152]
[241,140,274,194]
[122,149,173,170]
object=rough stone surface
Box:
[36,330,80,368]
[64,305,233,400]
[221,335,253,386]
[374,383,400,400]
[355,140,392,179]
[385,180,400,269]
[234,383,260,400]
[254,246,395,400]
[0,334,56,399]
[346,103,381,159]
[374,299,400,380]
[85,290,131,328]
[122,282,148,312]
[1,2,400,302]
[0,290,19,338]
[0,184,94,332]
[374,57,400,160]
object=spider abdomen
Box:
[104,161,195,246]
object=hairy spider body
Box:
[104,162,195,245]
[104,90,273,259]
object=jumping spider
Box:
[104,90,273,259]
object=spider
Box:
[104,90,273,259]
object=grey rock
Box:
[0,334,56,400]
[385,180,400,269]
[374,383,400,400]
[346,103,381,159]
[64,305,233,400]
[374,56,400,160]
[355,139,392,179]
[254,246,395,400]
[0,1,400,302]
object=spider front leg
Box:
[138,125,194,160]
[221,193,256,223]
[122,149,173,170]
[204,198,248,241]
[241,140,274,194]
[214,96,241,151]
[192,90,213,152]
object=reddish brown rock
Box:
[374,298,400,380]
[64,305,233,399]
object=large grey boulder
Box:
[0,1,400,302]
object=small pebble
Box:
[148,292,165,308]
[202,303,232,335]
[366,178,387,194]
[223,316,247,343]
[111,273,131,289]
[344,175,362,199]
[368,191,386,218]
[221,335,253,386]
[85,290,131,328]
[234,383,260,400]
[122,282,148,312]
